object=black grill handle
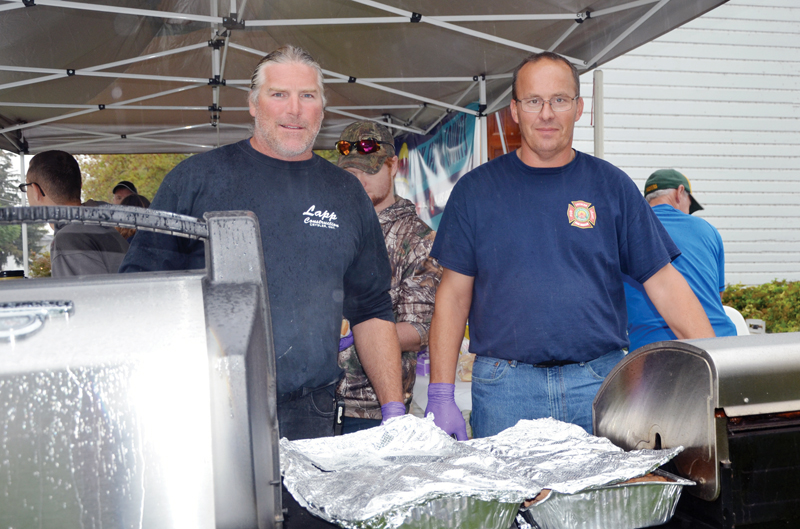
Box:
[0,206,208,240]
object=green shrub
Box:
[723,280,800,333]
[28,251,51,278]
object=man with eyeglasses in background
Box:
[334,121,442,434]
[120,46,404,528]
[21,150,129,277]
[425,51,716,441]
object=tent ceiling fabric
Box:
[0,0,726,155]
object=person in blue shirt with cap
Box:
[624,169,737,351]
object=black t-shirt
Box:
[121,140,394,394]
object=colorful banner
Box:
[394,109,477,230]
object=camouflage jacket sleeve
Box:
[382,200,443,347]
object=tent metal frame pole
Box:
[0,84,205,135]
[35,123,216,152]
[229,42,479,116]
[593,69,604,159]
[1,0,220,24]
[0,65,208,85]
[424,81,477,135]
[325,76,476,83]
[0,73,66,93]
[82,42,210,73]
[549,22,581,52]
[327,105,422,111]
[495,112,508,155]
[324,108,424,135]
[19,152,28,277]
[321,70,479,116]
[349,0,584,65]
[586,0,671,67]
[592,0,661,17]
[0,42,209,93]
[246,13,583,27]
[479,76,488,164]
[0,102,241,111]
[486,85,512,115]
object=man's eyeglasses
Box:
[516,95,579,113]
[335,139,391,156]
[18,182,45,197]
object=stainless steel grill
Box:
[0,207,282,529]
[593,333,800,528]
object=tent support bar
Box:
[349,0,584,65]
[0,3,23,12]
[424,81,477,135]
[549,22,580,52]
[20,153,28,277]
[3,0,220,24]
[593,69,604,159]
[327,105,422,110]
[0,65,209,84]
[245,13,582,27]
[325,76,476,83]
[39,135,213,153]
[592,0,661,17]
[0,102,245,111]
[486,84,512,115]
[32,123,216,152]
[0,73,66,94]
[495,112,508,155]
[324,108,424,135]
[324,69,479,116]
[587,0,671,67]
[82,42,210,73]
[229,42,479,116]
[0,84,205,135]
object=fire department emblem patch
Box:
[567,200,596,229]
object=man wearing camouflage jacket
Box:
[335,121,442,433]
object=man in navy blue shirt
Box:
[624,169,737,351]
[425,52,716,440]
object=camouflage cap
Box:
[336,121,396,175]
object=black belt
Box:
[531,359,578,368]
[502,358,578,368]
[277,379,338,404]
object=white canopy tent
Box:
[0,0,727,156]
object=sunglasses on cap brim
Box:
[335,139,392,156]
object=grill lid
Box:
[593,332,800,501]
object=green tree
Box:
[0,151,47,268]
[78,153,191,204]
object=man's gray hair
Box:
[248,45,327,106]
[645,188,689,203]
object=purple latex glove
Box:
[380,401,406,424]
[425,383,468,441]
[338,331,354,351]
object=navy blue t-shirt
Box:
[120,140,394,394]
[431,151,680,364]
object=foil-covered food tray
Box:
[523,469,694,529]
[280,416,689,529]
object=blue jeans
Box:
[469,350,625,438]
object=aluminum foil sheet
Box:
[524,469,694,529]
[280,415,687,529]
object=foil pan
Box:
[280,415,687,529]
[524,469,694,529]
